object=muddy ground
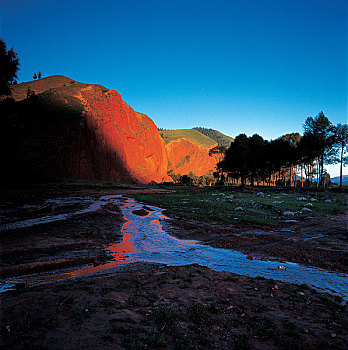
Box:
[165,213,348,274]
[0,181,347,349]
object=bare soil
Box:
[1,265,347,350]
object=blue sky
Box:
[0,0,347,176]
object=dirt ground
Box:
[0,182,347,349]
[1,265,347,350]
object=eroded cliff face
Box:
[75,85,170,183]
[1,76,171,183]
[165,138,219,176]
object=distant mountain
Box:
[330,175,348,185]
[193,127,234,148]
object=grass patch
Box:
[318,294,345,310]
[134,188,347,226]
[144,331,166,348]
[246,316,276,339]
[154,305,181,329]
[187,304,206,324]
[160,129,216,148]
[283,319,299,337]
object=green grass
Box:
[160,129,217,148]
[134,188,347,226]
[154,305,182,328]
[193,127,234,147]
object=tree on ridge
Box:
[0,38,20,96]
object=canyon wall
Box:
[1,76,171,183]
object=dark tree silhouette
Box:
[38,71,42,79]
[0,38,20,96]
[302,112,335,188]
[218,134,252,187]
[33,72,37,80]
[333,124,348,188]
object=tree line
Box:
[216,112,348,188]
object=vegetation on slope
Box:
[159,129,216,148]
[193,127,234,147]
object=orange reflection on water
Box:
[69,218,137,277]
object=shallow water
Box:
[1,195,347,300]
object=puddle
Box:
[1,195,348,300]
[0,197,103,231]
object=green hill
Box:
[159,129,217,148]
[193,127,234,148]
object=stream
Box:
[1,195,347,300]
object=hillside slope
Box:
[160,129,217,148]
[193,127,234,148]
[160,129,221,176]
[1,76,171,183]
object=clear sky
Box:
[0,0,347,176]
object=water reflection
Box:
[1,195,348,301]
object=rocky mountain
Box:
[1,76,171,183]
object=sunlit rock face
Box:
[1,75,171,183]
[76,86,171,183]
[165,138,219,176]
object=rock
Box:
[284,220,299,223]
[273,201,283,204]
[278,265,286,269]
[296,197,307,201]
[304,203,313,208]
[257,192,265,197]
[234,207,243,211]
[274,196,280,199]
[283,211,295,216]
[325,199,332,203]
[165,136,219,177]
[301,208,312,212]
[132,209,149,216]
[2,75,171,184]
[330,333,337,338]
[310,198,318,202]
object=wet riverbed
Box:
[1,195,347,300]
